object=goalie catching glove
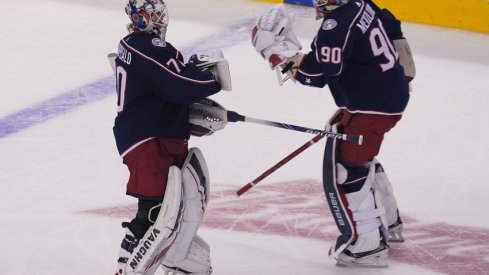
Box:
[188,49,232,91]
[251,4,302,70]
[189,98,228,137]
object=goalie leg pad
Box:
[339,163,387,252]
[322,126,356,257]
[122,166,184,274]
[323,126,388,259]
[181,147,210,220]
[161,235,212,275]
[161,148,211,270]
[334,162,390,268]
[371,159,404,242]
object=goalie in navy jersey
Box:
[112,0,231,274]
[252,0,415,268]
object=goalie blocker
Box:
[188,50,232,92]
[116,148,212,275]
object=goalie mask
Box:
[314,0,349,18]
[125,0,169,39]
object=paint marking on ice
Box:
[83,179,489,275]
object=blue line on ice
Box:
[0,6,313,138]
[0,21,255,139]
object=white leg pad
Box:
[161,235,212,275]
[338,164,383,232]
[370,159,399,227]
[124,166,184,274]
[161,148,211,272]
[337,164,386,253]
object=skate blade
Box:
[388,233,405,242]
[336,260,388,268]
[336,250,388,268]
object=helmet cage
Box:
[314,0,349,16]
[125,0,168,37]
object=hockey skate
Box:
[115,223,140,275]
[161,265,212,275]
[336,230,389,268]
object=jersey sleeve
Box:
[294,37,327,88]
[295,18,350,88]
[144,46,221,104]
[122,36,221,105]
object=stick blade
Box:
[107,53,117,73]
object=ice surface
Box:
[1,0,488,274]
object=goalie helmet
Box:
[189,98,228,137]
[314,0,349,18]
[125,0,169,39]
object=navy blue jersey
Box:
[113,32,221,155]
[295,0,409,114]
[366,0,404,40]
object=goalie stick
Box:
[235,134,324,197]
[108,53,117,73]
[108,55,359,144]
[189,99,363,145]
[227,111,363,145]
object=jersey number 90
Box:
[320,19,399,72]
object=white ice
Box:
[1,0,488,274]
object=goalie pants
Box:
[123,137,189,200]
[337,111,402,166]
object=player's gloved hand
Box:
[188,50,225,68]
[189,98,228,137]
[188,50,232,91]
[251,4,302,69]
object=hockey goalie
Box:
[251,1,414,268]
[115,148,213,275]
[111,0,232,273]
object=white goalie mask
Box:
[314,0,349,19]
[125,0,169,39]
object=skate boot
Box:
[336,228,388,268]
[114,222,140,275]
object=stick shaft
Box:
[226,111,362,145]
[235,134,324,197]
[244,116,362,144]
